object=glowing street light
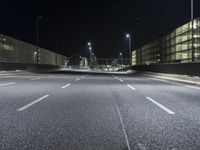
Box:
[119,52,123,68]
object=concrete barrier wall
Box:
[0,34,67,66]
[0,62,59,71]
[131,63,200,76]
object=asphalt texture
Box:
[0,71,200,150]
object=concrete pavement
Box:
[0,71,200,149]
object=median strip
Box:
[62,83,71,89]
[145,97,175,115]
[17,95,49,111]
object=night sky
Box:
[0,0,199,58]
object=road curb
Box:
[141,73,200,86]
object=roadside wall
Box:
[0,62,60,71]
[131,63,200,76]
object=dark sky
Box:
[0,0,199,58]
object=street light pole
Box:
[119,52,123,68]
[191,0,195,62]
[126,34,132,66]
[36,16,43,64]
[88,42,92,67]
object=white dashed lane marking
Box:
[127,84,136,90]
[62,83,71,89]
[75,78,80,82]
[17,95,49,111]
[146,97,175,115]
[30,77,41,81]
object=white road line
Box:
[147,76,200,90]
[113,98,131,150]
[185,85,200,90]
[75,78,80,82]
[145,97,175,115]
[0,76,16,78]
[127,84,136,90]
[114,76,124,82]
[146,76,182,86]
[118,78,124,83]
[30,77,41,81]
[0,82,15,87]
[62,83,71,89]
[17,95,49,111]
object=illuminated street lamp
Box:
[34,51,37,63]
[119,52,123,68]
[88,42,91,46]
[126,34,132,66]
[88,42,92,60]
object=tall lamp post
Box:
[88,42,92,66]
[191,0,195,62]
[36,16,43,64]
[119,52,123,68]
[126,34,132,66]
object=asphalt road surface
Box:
[0,71,200,150]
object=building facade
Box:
[132,18,200,65]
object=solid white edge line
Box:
[185,85,200,90]
[0,76,16,78]
[113,98,131,150]
[17,95,49,111]
[62,83,71,89]
[145,97,175,115]
[127,84,136,90]
[0,82,15,86]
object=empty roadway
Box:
[0,71,200,150]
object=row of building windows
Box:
[132,18,200,65]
